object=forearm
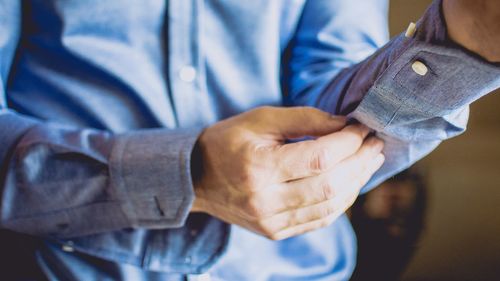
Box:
[443,0,500,63]
[356,0,500,191]
[0,110,199,238]
[339,1,499,191]
[287,0,500,192]
[323,0,500,117]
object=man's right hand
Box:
[191,106,384,240]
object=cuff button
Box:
[405,22,417,38]
[62,241,75,252]
[411,61,428,76]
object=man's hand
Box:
[191,106,384,240]
[443,0,500,63]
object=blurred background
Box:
[388,1,500,280]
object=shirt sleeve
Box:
[0,2,198,238]
[283,0,500,193]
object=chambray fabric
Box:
[0,0,498,280]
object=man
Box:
[0,0,498,280]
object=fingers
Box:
[264,137,384,215]
[196,105,387,242]
[250,106,347,139]
[252,137,386,240]
[259,188,357,238]
[330,136,385,192]
[260,153,385,241]
[271,123,371,182]
[269,192,356,241]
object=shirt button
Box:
[179,66,197,82]
[62,241,74,252]
[411,61,428,76]
[405,22,417,38]
[188,273,211,281]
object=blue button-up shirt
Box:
[0,0,499,280]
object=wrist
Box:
[191,191,207,213]
[190,130,209,213]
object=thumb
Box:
[255,106,347,139]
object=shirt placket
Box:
[167,0,215,128]
[142,0,215,277]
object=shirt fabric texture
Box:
[0,0,498,280]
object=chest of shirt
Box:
[9,0,305,129]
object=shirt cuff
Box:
[110,128,202,229]
[351,0,500,139]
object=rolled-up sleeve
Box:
[284,0,500,192]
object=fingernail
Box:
[372,138,384,153]
[365,137,383,152]
[350,124,370,138]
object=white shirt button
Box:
[62,241,75,252]
[179,66,197,83]
[411,61,428,76]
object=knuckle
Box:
[344,131,365,148]
[254,220,269,232]
[243,197,264,218]
[310,148,330,172]
[309,201,337,221]
[320,216,335,228]
[319,219,330,228]
[327,202,338,213]
[324,201,337,216]
[240,168,257,190]
[268,233,282,241]
[256,222,279,239]
[351,124,369,137]
[257,220,272,235]
[315,205,330,219]
[252,106,274,118]
[288,195,305,209]
[287,211,299,228]
[239,164,259,190]
[240,145,268,190]
[320,180,335,200]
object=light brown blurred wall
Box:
[389,1,500,281]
